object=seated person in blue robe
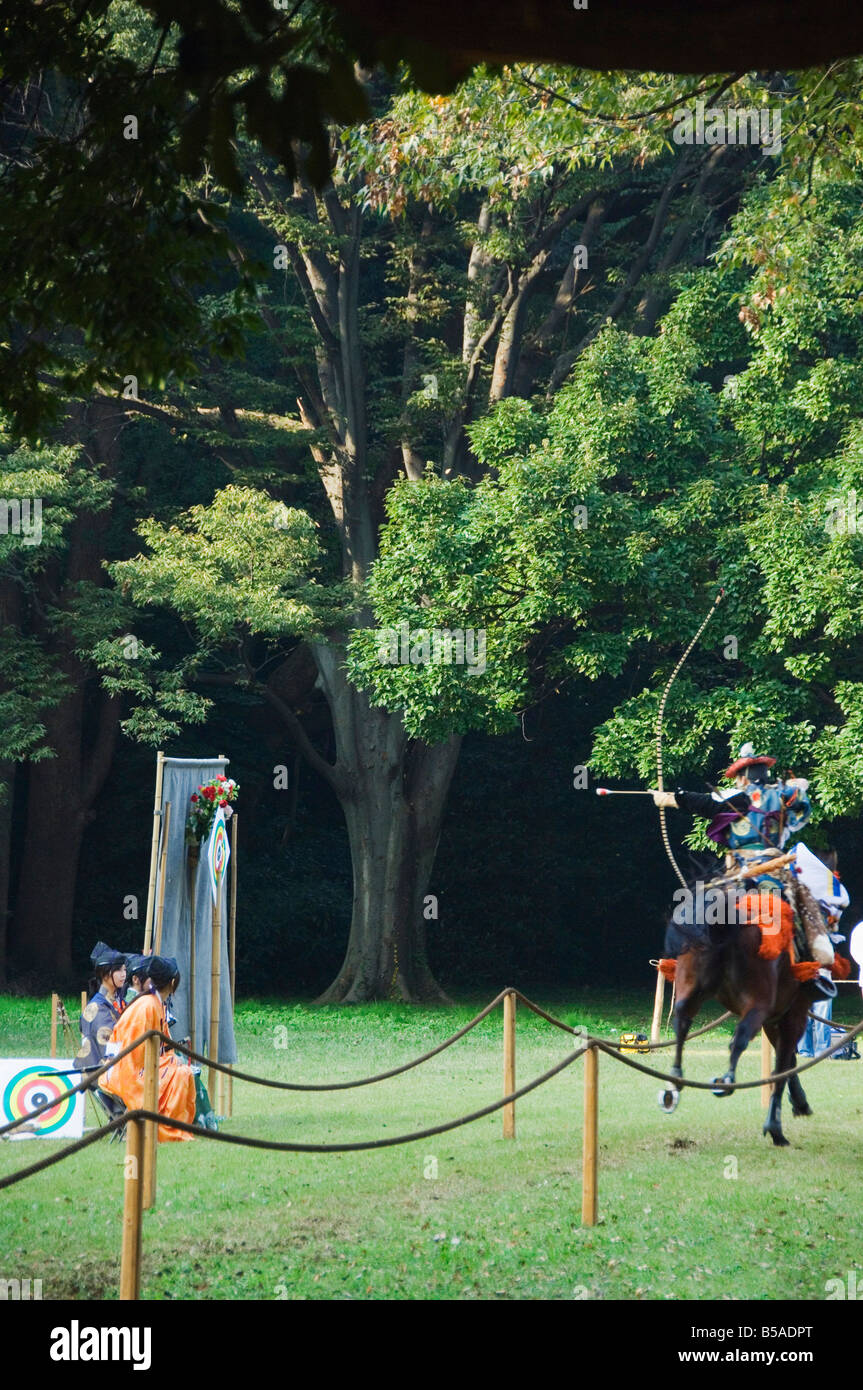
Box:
[73,942,128,1122]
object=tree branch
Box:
[548,149,698,392]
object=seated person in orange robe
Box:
[103,955,196,1142]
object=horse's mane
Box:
[662,849,728,958]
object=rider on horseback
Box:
[652,742,836,996]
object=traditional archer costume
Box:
[72,943,128,1123]
[654,743,837,995]
[103,956,196,1143]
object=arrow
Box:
[596,788,656,796]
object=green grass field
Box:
[1,990,861,1301]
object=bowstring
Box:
[655,589,726,888]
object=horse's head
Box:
[664,878,743,958]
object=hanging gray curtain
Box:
[150,756,237,1064]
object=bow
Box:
[655,589,726,887]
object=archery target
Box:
[0,1060,84,1139]
[213,822,228,878]
[207,807,231,903]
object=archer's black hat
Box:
[90,941,126,970]
[126,953,149,979]
[147,955,180,987]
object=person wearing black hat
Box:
[651,742,837,996]
[72,943,127,1121]
[124,953,151,1005]
[102,954,196,1142]
[652,742,812,865]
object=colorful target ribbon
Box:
[207,806,230,904]
[2,1064,77,1135]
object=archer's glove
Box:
[652,791,678,809]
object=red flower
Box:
[190,794,199,803]
[219,799,228,807]
[204,786,216,801]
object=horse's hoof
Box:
[658,1086,680,1113]
[763,1125,790,1147]
[791,1103,813,1118]
[711,1075,733,1098]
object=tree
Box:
[101,66,785,999]
[10,39,863,995]
[0,419,121,979]
[346,163,863,866]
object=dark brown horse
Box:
[660,878,820,1145]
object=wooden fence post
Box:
[761,1030,773,1111]
[650,967,665,1044]
[50,993,58,1058]
[142,1034,160,1211]
[581,1044,598,1227]
[120,1117,144,1300]
[503,991,516,1139]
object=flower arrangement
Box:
[186,773,239,845]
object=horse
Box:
[659,866,821,1146]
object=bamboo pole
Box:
[581,1044,598,1227]
[650,968,665,1044]
[119,1117,144,1301]
[226,813,238,1119]
[144,751,165,953]
[761,1030,773,1111]
[665,979,677,1035]
[208,884,222,1098]
[81,991,87,1013]
[503,991,516,1139]
[188,844,198,1055]
[229,814,237,1004]
[211,755,228,1111]
[50,993,58,1058]
[153,801,172,954]
[141,1034,160,1211]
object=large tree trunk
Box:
[10,664,120,982]
[12,710,88,980]
[9,401,121,984]
[312,644,461,1003]
[248,166,470,1001]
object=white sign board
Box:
[0,1059,85,1140]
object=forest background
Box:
[3,3,863,1000]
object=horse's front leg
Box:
[712,1003,768,1097]
[659,955,704,1113]
[671,990,703,1078]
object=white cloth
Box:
[794,843,850,916]
[849,923,863,997]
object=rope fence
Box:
[2,980,861,1299]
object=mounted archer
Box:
[652,741,836,997]
[598,592,848,1143]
